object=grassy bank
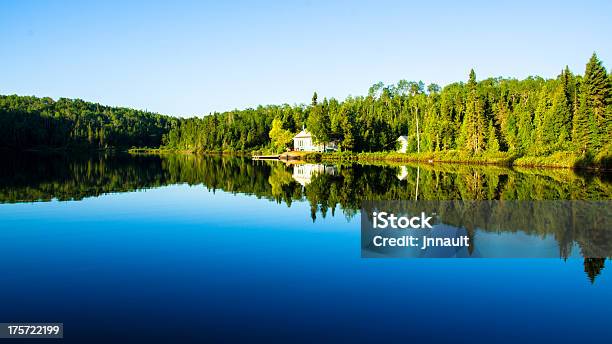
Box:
[304,151,517,166]
[128,145,610,170]
[128,147,182,154]
[302,150,610,170]
[513,149,611,170]
[128,147,251,156]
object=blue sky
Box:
[1,0,610,117]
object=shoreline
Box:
[299,151,611,171]
[5,147,610,171]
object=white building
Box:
[397,135,409,153]
[293,129,337,152]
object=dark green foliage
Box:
[460,69,487,154]
[574,53,611,151]
[2,55,609,161]
[584,258,606,284]
[161,105,302,151]
[486,120,500,153]
[306,93,331,144]
[0,95,176,149]
[164,55,608,159]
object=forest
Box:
[162,53,611,166]
[1,54,610,166]
[0,95,176,149]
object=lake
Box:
[0,152,611,343]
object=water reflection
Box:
[1,151,610,281]
[3,152,609,205]
[292,163,337,186]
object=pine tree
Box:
[548,76,571,147]
[577,53,611,150]
[562,66,574,112]
[533,88,549,148]
[461,69,486,154]
[573,91,590,153]
[338,108,356,151]
[486,119,499,153]
[307,97,330,144]
[516,106,533,153]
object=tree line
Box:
[0,95,176,149]
[1,54,609,161]
[163,53,610,161]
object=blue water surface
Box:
[1,184,610,343]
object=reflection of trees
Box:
[2,152,611,281]
[584,258,606,283]
[268,163,296,204]
[3,152,609,208]
[364,200,611,260]
[3,152,610,210]
[0,152,169,202]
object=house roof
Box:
[293,129,312,139]
[398,135,408,141]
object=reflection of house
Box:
[293,129,338,152]
[397,135,408,153]
[397,166,409,180]
[292,164,337,186]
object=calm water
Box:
[0,152,611,343]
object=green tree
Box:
[268,118,293,152]
[576,53,610,150]
[547,74,571,148]
[486,120,499,153]
[307,93,331,144]
[533,88,550,149]
[338,107,356,151]
[461,69,486,154]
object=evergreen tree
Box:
[338,108,356,151]
[576,53,610,150]
[307,97,331,144]
[562,66,575,112]
[461,69,486,154]
[533,88,549,149]
[547,75,571,147]
[486,120,499,153]
[516,107,533,153]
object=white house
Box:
[293,129,338,152]
[397,135,409,153]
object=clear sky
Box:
[1,0,610,117]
